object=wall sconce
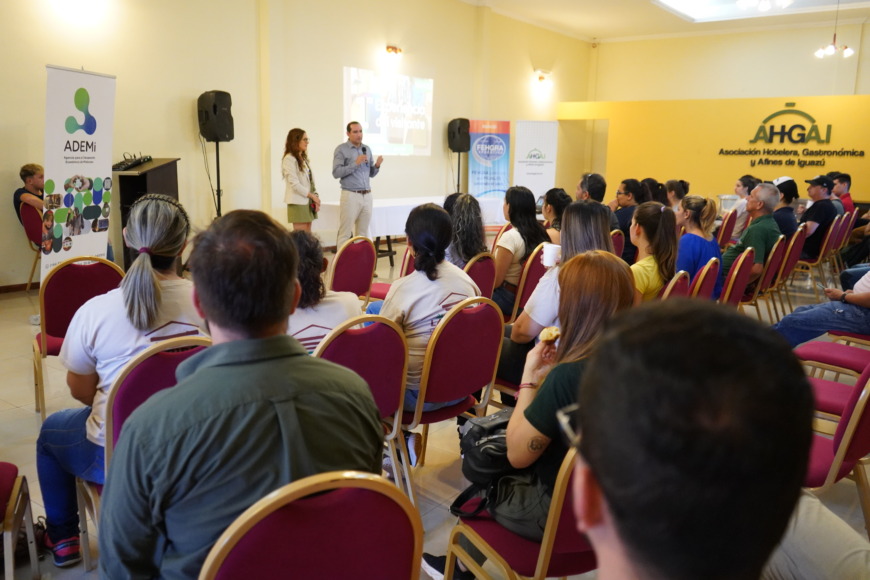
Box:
[386,45,403,57]
[534,69,551,83]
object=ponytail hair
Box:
[406,203,452,281]
[681,195,718,237]
[643,178,668,205]
[621,179,651,204]
[121,194,190,330]
[634,201,677,283]
[543,188,572,230]
[665,179,690,202]
[289,230,326,309]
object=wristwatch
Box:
[841,292,850,303]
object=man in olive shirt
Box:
[720,183,783,286]
[99,210,383,579]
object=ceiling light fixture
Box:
[736,0,792,13]
[814,0,855,59]
[386,45,402,57]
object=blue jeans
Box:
[840,265,870,291]
[492,286,516,317]
[773,302,870,347]
[366,300,383,316]
[403,388,464,413]
[36,407,105,539]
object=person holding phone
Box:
[332,121,383,248]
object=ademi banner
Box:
[513,121,557,197]
[42,65,116,277]
[469,120,510,199]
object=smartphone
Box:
[816,283,827,291]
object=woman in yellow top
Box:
[282,128,321,231]
[629,201,677,302]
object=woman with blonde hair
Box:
[676,195,722,299]
[283,128,320,231]
[630,201,678,302]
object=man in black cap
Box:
[800,175,838,259]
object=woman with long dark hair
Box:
[444,193,487,268]
[630,201,678,302]
[283,128,320,231]
[541,188,572,244]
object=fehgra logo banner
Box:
[43,66,116,277]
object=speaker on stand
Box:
[448,118,470,193]
[197,90,234,217]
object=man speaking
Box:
[332,121,383,248]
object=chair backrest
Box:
[409,297,503,427]
[824,364,870,487]
[804,214,842,265]
[508,243,548,323]
[776,223,807,286]
[463,252,496,299]
[20,203,43,248]
[329,236,376,300]
[689,257,720,299]
[743,235,786,303]
[660,270,690,300]
[104,336,212,465]
[491,223,513,254]
[398,245,416,277]
[313,315,408,440]
[840,210,860,252]
[39,256,125,344]
[198,471,423,580]
[717,210,737,249]
[719,247,755,307]
[610,229,624,258]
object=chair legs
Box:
[392,434,417,507]
[446,523,517,580]
[26,251,39,293]
[31,340,46,421]
[76,478,101,572]
[854,459,870,541]
[417,425,430,468]
[3,477,40,580]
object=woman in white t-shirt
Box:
[492,186,550,315]
[36,194,205,567]
[287,230,360,353]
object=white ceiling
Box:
[468,0,870,41]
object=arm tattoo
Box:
[528,437,547,453]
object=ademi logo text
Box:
[64,88,97,152]
[750,102,831,145]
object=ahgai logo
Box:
[65,88,97,135]
[750,102,830,145]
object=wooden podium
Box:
[111,158,180,269]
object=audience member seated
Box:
[665,178,689,211]
[575,172,619,231]
[730,174,761,241]
[37,194,204,568]
[287,230,360,353]
[422,250,635,579]
[99,210,383,578]
[720,182,782,286]
[675,195,722,299]
[800,175,838,260]
[13,163,44,223]
[629,201,677,302]
[643,177,668,206]
[833,172,855,215]
[443,193,487,269]
[772,176,799,238]
[571,300,813,580]
[541,187,572,244]
[492,186,550,316]
[609,178,651,264]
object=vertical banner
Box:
[513,121,558,196]
[42,65,116,277]
[468,120,510,198]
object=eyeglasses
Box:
[556,403,580,449]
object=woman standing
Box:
[283,128,320,231]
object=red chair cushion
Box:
[805,434,857,487]
[810,377,853,416]
[401,396,476,425]
[0,462,19,517]
[369,282,391,301]
[35,333,64,357]
[795,342,870,375]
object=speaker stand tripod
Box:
[455,152,462,193]
[215,141,223,217]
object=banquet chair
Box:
[491,223,513,254]
[717,209,737,250]
[370,246,414,301]
[688,257,720,299]
[739,234,785,321]
[32,256,124,420]
[198,471,422,580]
[402,297,503,467]
[718,247,755,308]
[795,341,870,383]
[805,367,870,540]
[505,243,547,324]
[445,448,597,580]
[660,270,690,300]
[77,335,212,571]
[1,463,39,580]
[793,214,842,302]
[771,224,807,316]
[610,229,624,259]
[827,211,855,279]
[18,204,43,293]
[463,251,496,299]
[313,315,413,503]
[328,236,376,305]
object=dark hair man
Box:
[577,173,619,231]
[571,301,813,580]
[800,175,838,260]
[333,121,383,248]
[99,210,383,578]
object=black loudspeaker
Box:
[447,118,470,153]
[197,91,234,142]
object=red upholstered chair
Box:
[773,224,807,316]
[491,223,513,254]
[313,316,413,503]
[77,335,212,570]
[740,234,786,321]
[688,257,720,300]
[827,211,853,278]
[445,448,596,579]
[805,366,870,539]
[505,243,547,324]
[795,341,870,383]
[18,204,43,293]
[328,236,377,304]
[32,256,124,420]
[463,251,496,299]
[794,214,842,303]
[198,471,423,580]
[660,270,690,300]
[718,247,755,308]
[717,209,737,251]
[370,246,415,301]
[610,229,625,259]
[2,463,40,580]
[402,297,503,467]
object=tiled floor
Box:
[2,254,866,579]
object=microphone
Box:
[362,146,367,154]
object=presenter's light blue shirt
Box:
[332,141,380,191]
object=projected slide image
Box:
[344,67,433,156]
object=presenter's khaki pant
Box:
[336,189,373,248]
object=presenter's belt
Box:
[347,189,371,194]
